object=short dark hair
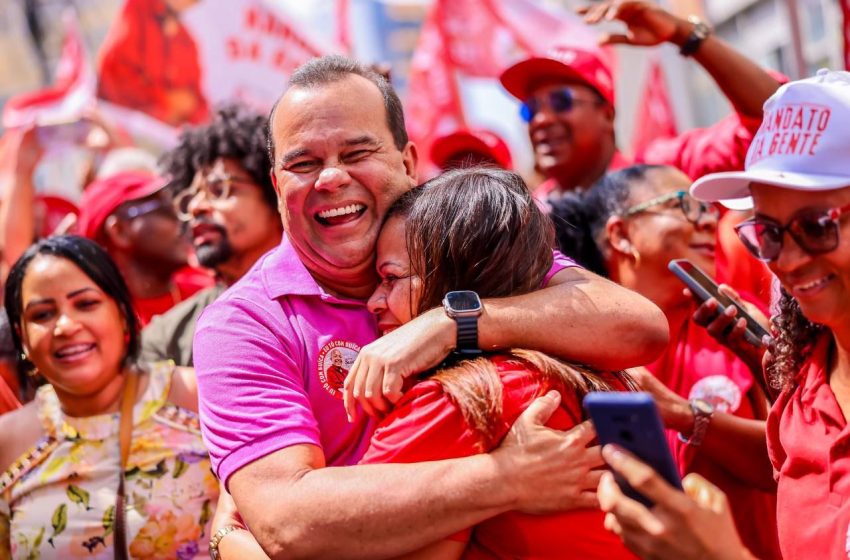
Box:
[403,167,553,315]
[160,103,277,210]
[4,235,141,383]
[267,55,408,162]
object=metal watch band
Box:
[456,315,480,353]
[678,401,713,447]
[209,525,244,560]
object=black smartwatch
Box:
[679,15,712,57]
[442,290,483,356]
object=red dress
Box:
[768,335,850,559]
[361,354,635,559]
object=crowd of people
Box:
[0,1,848,558]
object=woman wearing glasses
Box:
[595,70,850,559]
[552,163,781,559]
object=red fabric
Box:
[0,377,20,415]
[134,267,212,326]
[97,0,209,126]
[646,311,781,560]
[631,57,677,158]
[361,355,635,560]
[77,171,169,239]
[715,210,774,310]
[768,335,850,559]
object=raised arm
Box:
[344,266,668,418]
[0,127,41,280]
[582,0,781,119]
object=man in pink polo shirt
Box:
[194,55,669,558]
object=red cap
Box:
[77,171,170,239]
[500,45,615,107]
[35,195,79,237]
[429,129,513,170]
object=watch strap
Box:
[455,315,480,353]
[679,17,712,57]
[209,525,244,560]
[678,400,713,447]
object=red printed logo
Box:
[317,341,361,398]
[749,103,831,164]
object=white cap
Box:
[691,69,850,209]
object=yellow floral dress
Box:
[0,362,217,559]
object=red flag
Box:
[631,56,678,158]
[2,11,95,128]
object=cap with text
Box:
[691,69,850,209]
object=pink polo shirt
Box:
[194,236,576,487]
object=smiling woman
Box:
[0,236,217,559]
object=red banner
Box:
[631,56,678,158]
[843,0,850,69]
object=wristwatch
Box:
[679,15,712,57]
[678,398,714,447]
[209,525,244,560]
[442,290,484,356]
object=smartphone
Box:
[668,259,771,348]
[35,121,92,150]
[584,392,682,507]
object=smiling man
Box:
[193,55,669,559]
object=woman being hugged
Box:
[358,167,637,559]
[0,235,217,559]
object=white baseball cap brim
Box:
[690,168,850,210]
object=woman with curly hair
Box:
[596,70,850,560]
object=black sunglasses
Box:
[735,202,850,262]
[519,87,601,123]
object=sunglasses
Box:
[734,202,850,262]
[519,87,602,123]
[621,191,720,225]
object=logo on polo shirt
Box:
[317,340,361,398]
[688,375,742,413]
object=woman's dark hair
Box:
[550,164,669,277]
[4,235,141,392]
[391,167,634,447]
[160,103,277,210]
[766,288,825,390]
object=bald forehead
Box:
[274,74,386,128]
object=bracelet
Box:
[209,525,245,560]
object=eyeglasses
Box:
[519,86,602,123]
[118,197,171,220]
[173,173,254,221]
[734,202,850,262]
[621,190,720,225]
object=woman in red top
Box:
[551,164,780,558]
[359,167,636,559]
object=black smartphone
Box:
[584,392,683,508]
[668,259,771,348]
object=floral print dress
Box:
[0,362,217,559]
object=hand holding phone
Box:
[584,392,682,507]
[668,259,771,348]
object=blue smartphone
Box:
[583,392,682,507]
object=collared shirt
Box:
[768,335,850,559]
[194,236,576,487]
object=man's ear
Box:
[102,215,132,250]
[605,215,632,257]
[401,141,419,186]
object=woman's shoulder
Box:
[0,402,43,473]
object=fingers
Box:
[691,297,719,326]
[519,390,562,427]
[598,32,634,46]
[363,362,391,416]
[682,473,727,514]
[598,470,665,536]
[342,361,358,422]
[717,283,742,303]
[602,445,690,515]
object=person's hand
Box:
[579,0,692,48]
[343,307,455,421]
[492,391,604,513]
[598,445,755,560]
[628,367,693,433]
[689,285,768,376]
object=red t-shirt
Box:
[0,377,20,415]
[134,267,213,326]
[361,354,635,559]
[768,335,850,559]
[646,312,781,560]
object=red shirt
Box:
[134,267,213,326]
[361,354,634,560]
[768,335,850,559]
[646,311,781,560]
[0,377,20,415]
